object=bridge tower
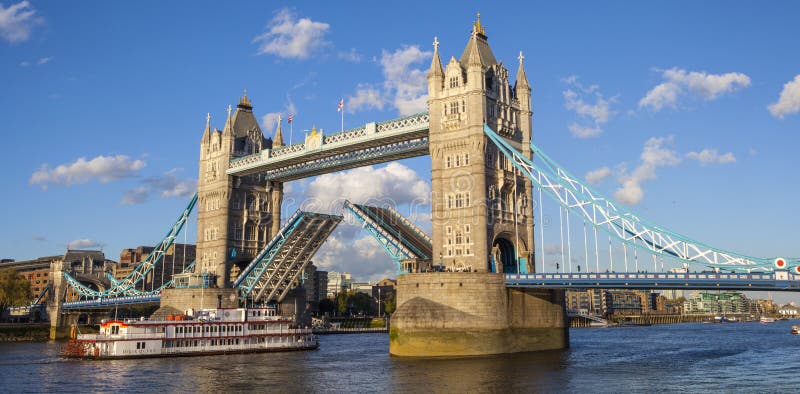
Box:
[390,15,567,357]
[196,92,284,287]
[427,15,534,274]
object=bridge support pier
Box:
[389,273,568,357]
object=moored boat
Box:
[760,317,776,324]
[792,325,800,335]
[60,307,317,359]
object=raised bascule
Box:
[27,14,799,356]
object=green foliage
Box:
[0,269,32,309]
[335,291,375,316]
[336,291,349,314]
[383,292,396,315]
[318,298,335,314]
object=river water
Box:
[1,320,799,393]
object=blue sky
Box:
[2,1,800,301]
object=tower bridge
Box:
[25,14,798,356]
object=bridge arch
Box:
[491,235,522,274]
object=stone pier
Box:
[389,273,568,357]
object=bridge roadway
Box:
[61,294,161,310]
[506,272,800,291]
[227,113,430,181]
[55,271,800,310]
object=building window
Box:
[461,99,466,113]
[464,154,469,165]
[245,224,256,241]
[232,197,241,210]
[449,101,459,114]
[233,223,243,240]
[446,156,451,168]
[455,155,461,167]
[449,76,459,88]
[446,226,452,235]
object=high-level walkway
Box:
[227,113,430,181]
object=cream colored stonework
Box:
[428,25,535,273]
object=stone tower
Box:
[196,91,284,287]
[428,15,535,273]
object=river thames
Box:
[1,320,799,393]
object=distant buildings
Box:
[115,243,196,290]
[778,302,799,316]
[326,271,352,298]
[302,263,328,313]
[566,289,663,316]
[0,250,116,303]
[683,291,757,315]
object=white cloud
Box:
[253,8,329,59]
[0,1,40,43]
[380,45,430,116]
[585,166,612,185]
[313,233,396,282]
[261,112,281,132]
[337,48,361,62]
[639,68,751,111]
[686,149,736,165]
[768,75,800,119]
[346,83,385,114]
[302,162,430,212]
[614,137,680,205]
[261,95,297,135]
[284,163,431,281]
[20,56,53,67]
[121,186,149,205]
[563,77,615,138]
[121,169,197,205]
[343,45,430,116]
[568,124,602,139]
[66,238,103,250]
[30,155,146,190]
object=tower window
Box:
[449,77,459,88]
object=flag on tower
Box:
[288,113,293,123]
[337,98,343,112]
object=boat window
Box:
[111,325,119,335]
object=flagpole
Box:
[340,98,344,132]
[289,116,293,145]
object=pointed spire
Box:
[516,51,530,90]
[428,36,444,78]
[459,12,496,68]
[202,112,211,141]
[273,114,284,147]
[222,104,233,134]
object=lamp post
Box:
[377,287,382,317]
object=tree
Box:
[348,292,372,315]
[318,298,335,315]
[336,291,349,315]
[383,292,396,315]
[0,269,32,310]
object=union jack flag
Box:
[288,113,293,123]
[337,98,343,112]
